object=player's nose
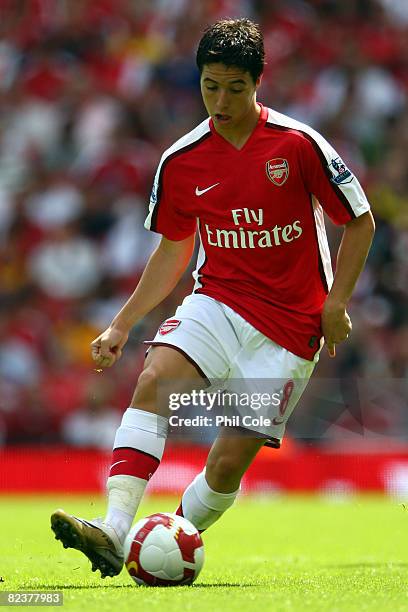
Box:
[214,89,229,112]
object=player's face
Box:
[200,64,261,132]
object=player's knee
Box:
[131,366,161,408]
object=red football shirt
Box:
[145,104,370,360]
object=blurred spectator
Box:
[28,222,102,299]
[101,195,159,279]
[61,378,121,449]
[23,174,84,231]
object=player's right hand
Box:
[91,326,129,368]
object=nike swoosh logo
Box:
[195,182,220,196]
[110,460,127,470]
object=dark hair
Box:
[196,18,264,83]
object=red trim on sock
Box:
[175,501,205,533]
[175,502,184,517]
[109,447,160,480]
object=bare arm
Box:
[92,234,195,367]
[322,210,375,357]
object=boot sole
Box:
[51,510,123,579]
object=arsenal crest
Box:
[159,319,181,335]
[266,158,289,186]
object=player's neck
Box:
[214,101,261,150]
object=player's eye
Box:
[206,86,217,91]
[231,89,244,94]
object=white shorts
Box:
[145,294,317,446]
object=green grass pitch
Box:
[1,494,408,611]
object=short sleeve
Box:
[300,134,370,226]
[144,157,196,241]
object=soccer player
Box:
[51,19,375,578]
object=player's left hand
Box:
[321,300,352,358]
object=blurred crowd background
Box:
[0,0,407,448]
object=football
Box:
[124,513,204,586]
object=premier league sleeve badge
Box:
[328,157,354,185]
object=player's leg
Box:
[176,304,317,532]
[176,429,266,530]
[103,345,204,541]
[205,429,266,492]
[51,345,203,578]
[51,295,237,577]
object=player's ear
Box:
[255,73,263,89]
